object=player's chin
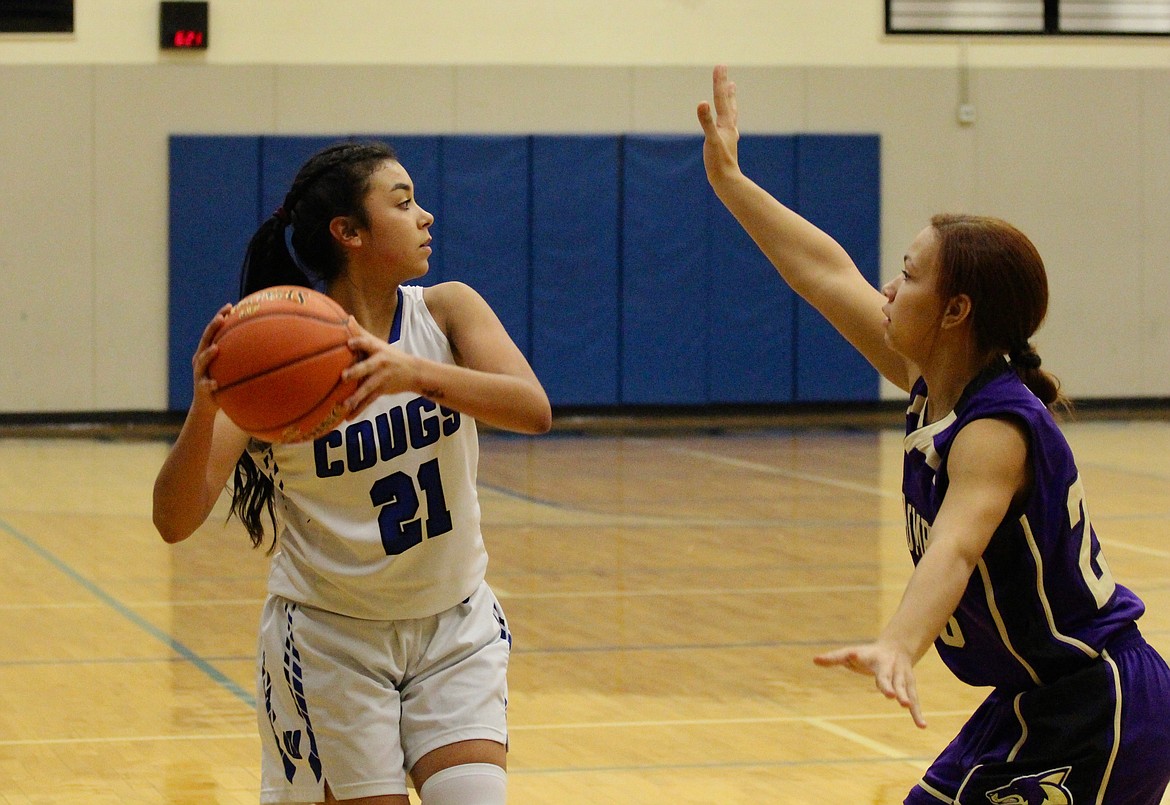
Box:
[403,260,430,281]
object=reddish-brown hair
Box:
[931,214,1067,410]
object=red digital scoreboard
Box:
[160,2,208,50]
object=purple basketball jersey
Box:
[902,361,1146,690]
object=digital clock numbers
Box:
[159,2,208,50]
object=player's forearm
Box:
[707,168,856,298]
[412,358,552,435]
[879,539,979,663]
[153,401,222,543]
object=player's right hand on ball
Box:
[191,303,233,405]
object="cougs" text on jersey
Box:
[314,397,461,477]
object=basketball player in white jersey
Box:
[154,141,552,805]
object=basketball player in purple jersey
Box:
[699,65,1170,804]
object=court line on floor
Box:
[635,444,1170,561]
[5,628,1161,667]
[476,489,892,529]
[0,733,259,747]
[506,756,933,776]
[475,439,899,528]
[479,439,899,518]
[0,515,255,710]
[0,598,266,610]
[509,711,969,731]
[9,574,1156,609]
[484,514,894,530]
[0,711,950,781]
[486,439,1170,559]
[804,717,927,773]
[0,638,836,666]
[648,443,900,500]
[510,638,876,655]
[0,734,930,777]
[1099,539,1170,559]
[0,585,884,611]
[0,710,961,749]
[493,584,882,599]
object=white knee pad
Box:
[419,762,507,805]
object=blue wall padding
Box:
[390,136,444,285]
[530,136,621,405]
[438,137,531,356]
[620,136,709,404]
[793,135,882,402]
[707,135,799,404]
[167,133,882,410]
[168,135,261,410]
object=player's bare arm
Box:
[154,306,253,544]
[884,418,1029,648]
[344,282,551,434]
[815,417,1029,727]
[698,65,911,390]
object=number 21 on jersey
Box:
[370,458,453,555]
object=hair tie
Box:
[1010,347,1041,371]
[273,206,290,226]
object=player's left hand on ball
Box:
[343,318,421,417]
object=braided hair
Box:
[230,140,397,550]
[240,140,397,296]
[930,214,1068,412]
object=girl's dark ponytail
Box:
[239,213,313,298]
[226,139,397,551]
[1009,342,1068,414]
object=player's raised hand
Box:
[697,64,741,181]
[815,642,927,729]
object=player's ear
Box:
[329,215,361,247]
[940,293,972,330]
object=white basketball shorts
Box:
[255,581,511,804]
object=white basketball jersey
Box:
[250,285,487,620]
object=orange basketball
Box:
[209,286,358,444]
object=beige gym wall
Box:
[1,1,1168,410]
